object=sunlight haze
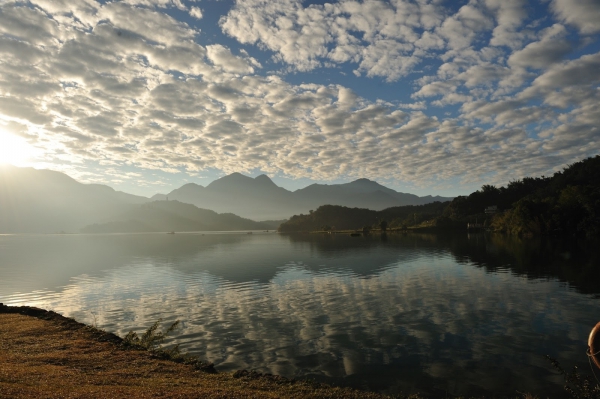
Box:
[0,131,37,167]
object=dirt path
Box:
[0,305,390,399]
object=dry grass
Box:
[0,307,393,399]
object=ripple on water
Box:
[1,233,599,397]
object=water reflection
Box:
[441,233,600,296]
[0,232,599,397]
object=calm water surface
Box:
[1,232,599,397]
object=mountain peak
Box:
[210,172,250,181]
[181,182,204,189]
[349,178,375,184]
[207,172,255,190]
[254,174,277,186]
[346,178,387,190]
[170,182,205,195]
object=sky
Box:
[0,0,599,197]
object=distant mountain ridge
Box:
[153,174,453,220]
[0,165,147,233]
[81,200,275,233]
[0,165,452,232]
[0,166,283,233]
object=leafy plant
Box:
[122,319,216,373]
[123,319,180,351]
[546,355,600,399]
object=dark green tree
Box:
[379,220,388,232]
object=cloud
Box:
[551,0,600,34]
[189,6,203,19]
[520,52,600,99]
[0,0,599,194]
[486,0,529,48]
[121,0,187,10]
[437,2,494,50]
[99,2,197,46]
[458,63,511,88]
[219,0,449,80]
[219,0,330,72]
[206,45,260,74]
[507,24,572,69]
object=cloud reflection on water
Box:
[1,233,598,396]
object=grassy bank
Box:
[0,304,393,399]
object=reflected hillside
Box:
[0,233,250,295]
[284,232,600,296]
[3,231,598,307]
[0,233,407,295]
[450,234,600,297]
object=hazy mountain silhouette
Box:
[152,173,300,220]
[1,165,451,232]
[153,174,452,220]
[81,200,273,233]
[0,166,283,233]
[0,165,147,233]
[294,178,432,210]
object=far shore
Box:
[280,226,467,234]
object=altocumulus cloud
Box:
[0,0,599,193]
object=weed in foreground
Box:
[122,319,216,373]
[546,355,600,399]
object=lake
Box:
[1,231,599,397]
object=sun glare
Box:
[0,131,35,166]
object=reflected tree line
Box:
[9,231,596,301]
[439,233,600,297]
[285,232,600,297]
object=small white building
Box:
[485,205,498,214]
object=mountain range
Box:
[0,165,146,233]
[152,172,452,220]
[0,165,452,233]
[81,201,277,233]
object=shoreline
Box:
[0,305,557,398]
[0,304,391,399]
[280,226,472,234]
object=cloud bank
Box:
[0,0,599,193]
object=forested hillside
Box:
[279,156,600,237]
[278,202,449,233]
[489,156,600,236]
